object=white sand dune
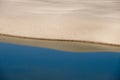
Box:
[0,0,120,52]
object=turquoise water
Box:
[0,42,120,80]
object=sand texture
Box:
[0,0,120,52]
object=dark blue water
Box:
[0,42,120,80]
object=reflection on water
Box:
[0,42,120,80]
[0,2,120,80]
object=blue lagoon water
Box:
[0,42,120,80]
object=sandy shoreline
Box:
[0,0,120,52]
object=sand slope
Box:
[0,0,120,52]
